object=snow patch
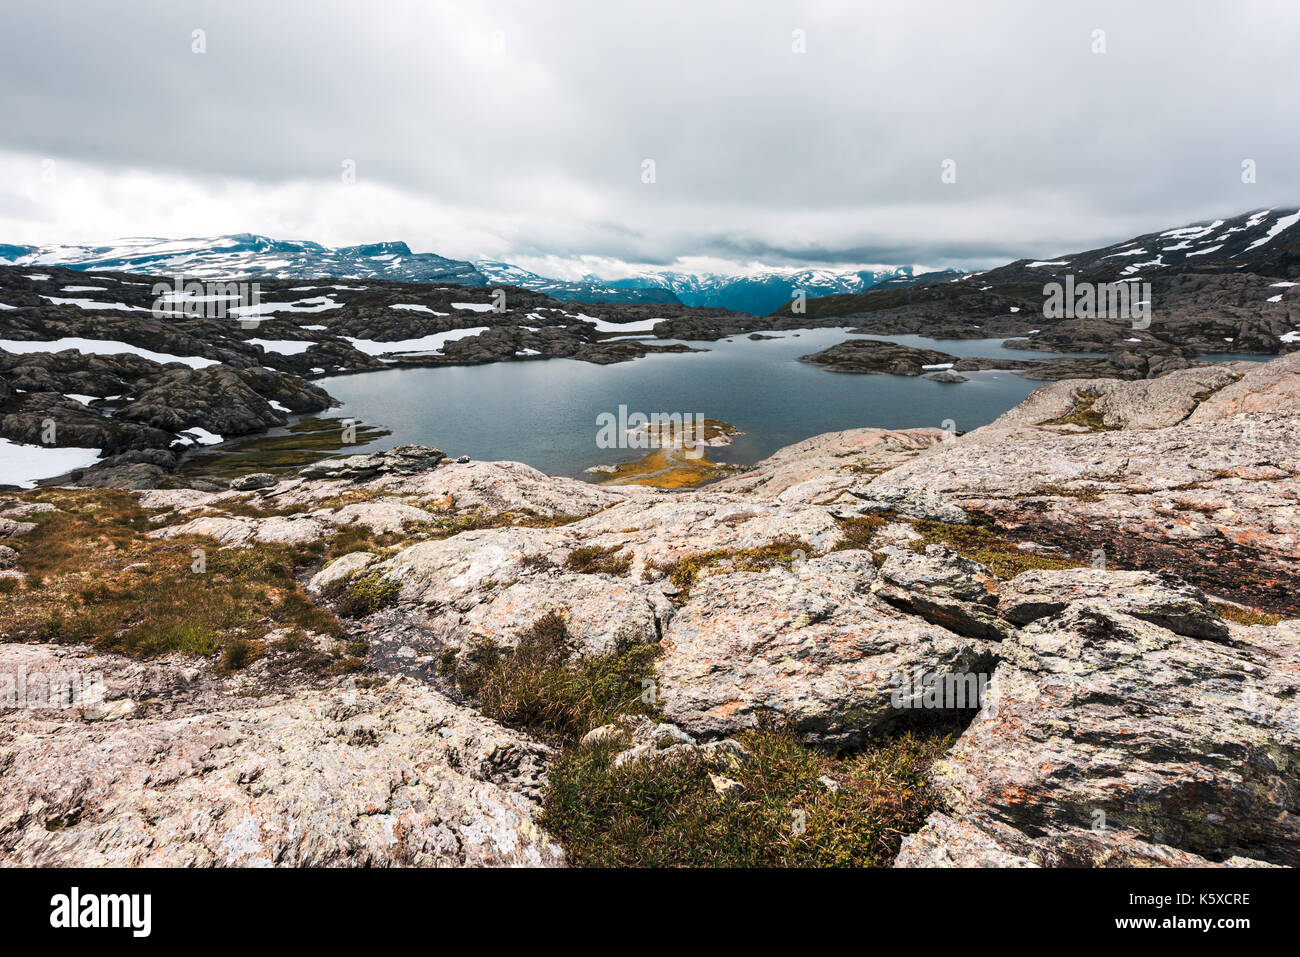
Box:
[0,438,103,488]
[343,327,489,356]
[245,338,313,355]
[0,337,219,369]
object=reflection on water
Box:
[315,328,1097,477]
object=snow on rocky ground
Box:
[342,326,490,356]
[0,336,220,369]
[0,437,103,487]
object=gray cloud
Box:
[1,0,1297,272]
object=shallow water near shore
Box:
[315,329,1072,478]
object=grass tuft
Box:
[649,537,812,600]
[447,612,658,746]
[563,545,631,576]
[336,571,402,617]
[540,722,954,868]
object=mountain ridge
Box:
[0,235,922,314]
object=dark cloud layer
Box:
[1,0,1297,272]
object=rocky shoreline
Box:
[1,352,1296,866]
[7,246,1295,491]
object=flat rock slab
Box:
[0,657,563,867]
[570,498,846,575]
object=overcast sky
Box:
[1,0,1297,277]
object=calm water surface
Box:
[319,329,1089,477]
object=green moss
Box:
[564,545,632,576]
[337,571,401,617]
[651,537,813,600]
[910,519,1086,579]
[1038,391,1120,431]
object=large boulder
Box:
[457,573,673,657]
[997,568,1228,641]
[929,603,1300,866]
[657,552,998,746]
[872,545,1013,641]
[380,527,563,609]
[299,445,445,481]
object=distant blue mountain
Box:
[594,266,924,314]
[0,235,930,313]
[0,234,488,286]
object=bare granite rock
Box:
[866,401,1300,614]
[981,365,1243,433]
[997,567,1229,641]
[712,427,945,504]
[380,527,564,609]
[928,602,1300,867]
[568,497,845,576]
[656,552,998,746]
[149,513,331,546]
[873,545,1013,641]
[308,550,378,594]
[895,811,1272,868]
[0,646,563,867]
[455,573,674,657]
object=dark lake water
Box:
[318,328,1076,477]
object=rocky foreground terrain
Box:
[1,352,1296,867]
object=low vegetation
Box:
[831,514,889,551]
[541,723,955,868]
[1038,391,1120,431]
[592,446,742,489]
[442,612,658,745]
[909,518,1086,579]
[336,571,402,617]
[649,537,813,599]
[1211,601,1283,627]
[563,544,632,576]
[440,610,957,867]
[174,416,393,481]
[0,488,348,672]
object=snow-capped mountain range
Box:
[590,266,930,315]
[0,235,924,315]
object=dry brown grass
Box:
[0,488,345,667]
